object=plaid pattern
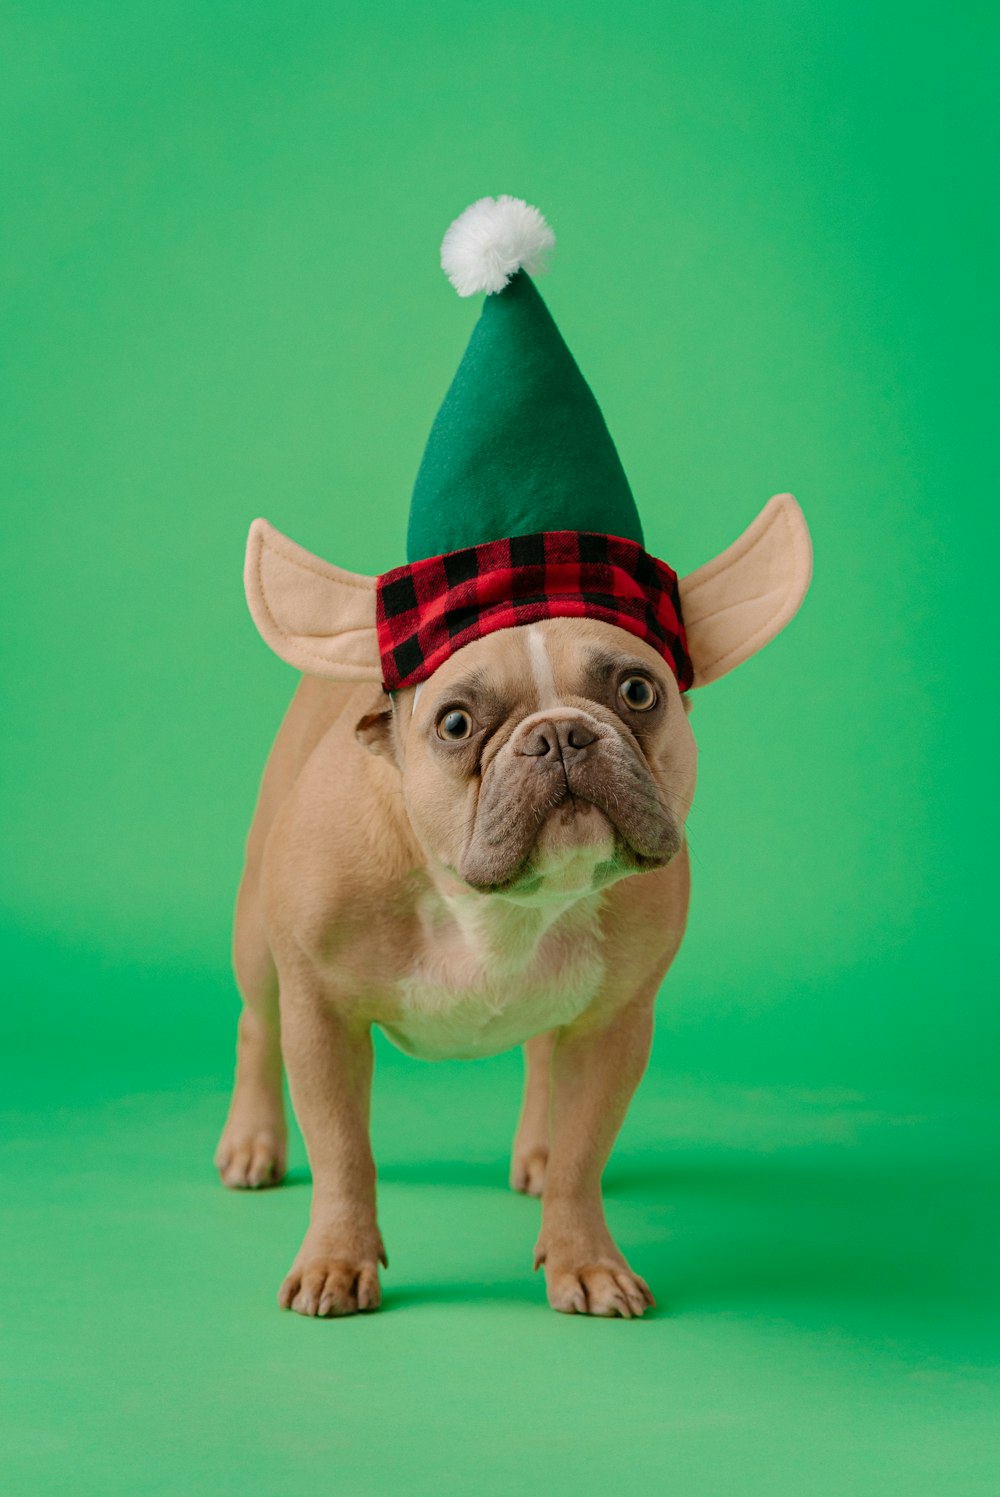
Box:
[377,531,693,692]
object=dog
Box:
[215,494,811,1317]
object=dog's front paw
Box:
[278,1231,387,1318]
[545,1259,654,1318]
[279,1260,382,1318]
[536,1235,655,1319]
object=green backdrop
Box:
[2,3,996,1494]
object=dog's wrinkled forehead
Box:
[408,616,678,726]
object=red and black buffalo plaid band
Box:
[376,531,693,692]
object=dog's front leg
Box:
[276,958,386,1318]
[535,991,657,1318]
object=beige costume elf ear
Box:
[244,518,381,681]
[679,493,812,688]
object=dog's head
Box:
[244,494,811,898]
[358,617,694,896]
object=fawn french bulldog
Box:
[215,491,811,1318]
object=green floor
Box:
[3,1014,996,1497]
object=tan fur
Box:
[216,500,811,1319]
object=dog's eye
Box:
[619,676,657,711]
[437,708,474,741]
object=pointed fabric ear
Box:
[679,493,812,688]
[244,519,382,681]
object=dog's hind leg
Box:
[214,874,287,1189]
[510,1030,554,1196]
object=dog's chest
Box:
[380,893,606,1060]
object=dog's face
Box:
[363,618,696,898]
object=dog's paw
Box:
[542,1257,655,1319]
[214,1120,286,1190]
[510,1144,548,1197]
[278,1257,383,1318]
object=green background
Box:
[2,3,996,1493]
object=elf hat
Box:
[379,195,692,692]
[244,199,813,693]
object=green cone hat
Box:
[406,196,644,562]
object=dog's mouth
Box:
[459,770,682,896]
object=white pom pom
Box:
[440,195,555,297]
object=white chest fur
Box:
[382,886,606,1061]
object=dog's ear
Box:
[244,518,382,680]
[355,704,395,759]
[679,493,812,688]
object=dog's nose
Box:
[519,718,598,759]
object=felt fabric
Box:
[243,518,382,681]
[377,530,692,692]
[406,272,644,562]
[678,493,813,687]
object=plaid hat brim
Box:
[376,531,693,692]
